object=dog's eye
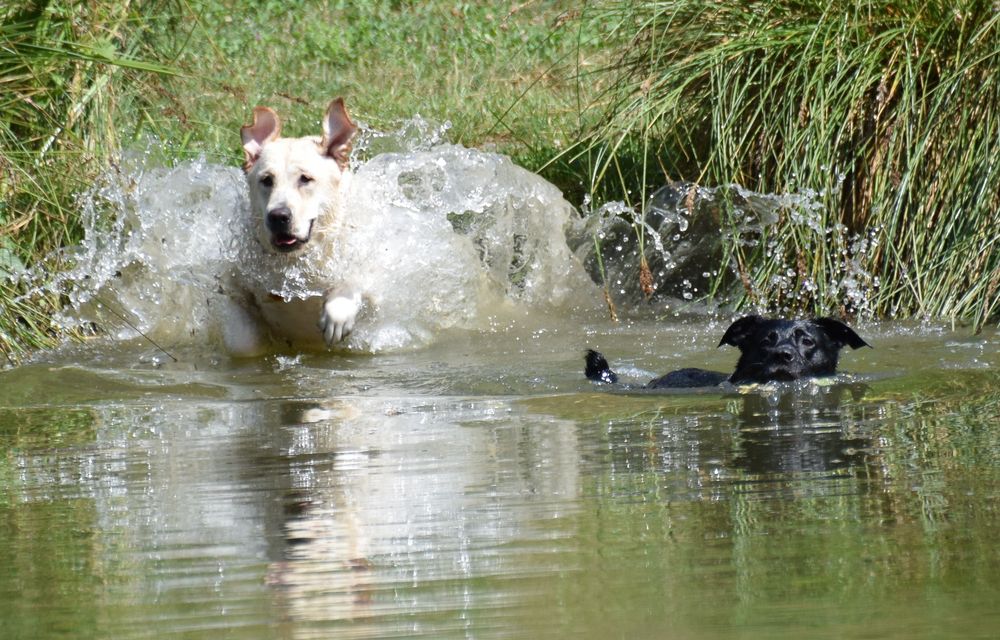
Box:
[764,331,777,344]
[794,328,815,347]
[298,175,314,186]
[259,174,274,188]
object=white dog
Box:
[227,98,363,355]
[218,97,600,356]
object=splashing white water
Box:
[570,180,878,317]
[19,125,598,353]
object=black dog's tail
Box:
[585,349,619,384]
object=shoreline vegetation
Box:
[2,1,998,363]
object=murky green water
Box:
[1,319,998,639]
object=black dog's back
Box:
[584,316,869,390]
[647,368,729,388]
[586,350,727,388]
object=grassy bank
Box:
[1,1,180,362]
[577,0,1000,326]
[125,2,593,178]
[2,1,998,363]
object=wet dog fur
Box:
[585,316,870,388]
[226,98,360,355]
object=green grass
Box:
[135,2,593,174]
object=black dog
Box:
[585,315,870,388]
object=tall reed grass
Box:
[0,2,174,362]
[576,0,1000,328]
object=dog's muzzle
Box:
[762,346,802,381]
[266,207,311,253]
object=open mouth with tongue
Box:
[271,232,304,252]
[269,220,313,253]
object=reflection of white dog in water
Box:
[226,98,363,355]
[222,97,596,356]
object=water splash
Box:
[17,124,598,353]
[351,114,453,159]
[18,154,247,344]
[571,180,878,318]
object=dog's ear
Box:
[718,315,765,349]
[321,98,357,171]
[812,318,871,350]
[241,106,281,172]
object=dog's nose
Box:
[776,347,795,363]
[266,207,292,232]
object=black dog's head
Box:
[719,316,870,384]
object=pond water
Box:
[3,129,999,638]
[2,319,998,639]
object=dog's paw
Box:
[320,292,362,345]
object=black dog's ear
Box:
[813,318,871,350]
[718,315,766,349]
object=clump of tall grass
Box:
[0,2,174,363]
[576,0,1000,328]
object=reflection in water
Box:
[733,382,871,477]
[235,395,582,635]
[593,381,877,506]
[1,341,999,639]
[1,391,586,638]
